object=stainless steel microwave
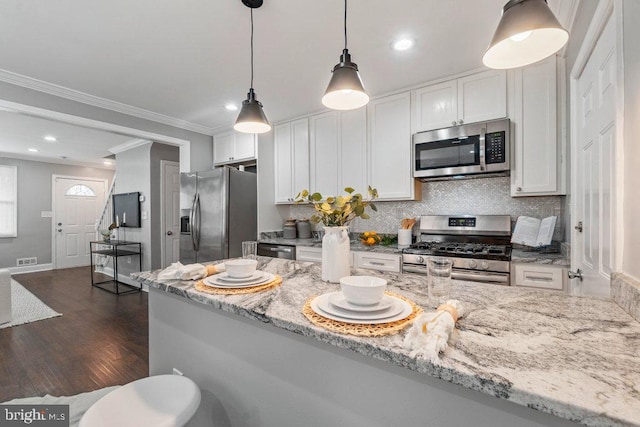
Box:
[413,118,510,180]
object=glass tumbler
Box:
[242,241,257,260]
[427,257,453,307]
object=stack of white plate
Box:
[310,292,412,324]
[202,271,275,289]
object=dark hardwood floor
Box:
[0,267,148,402]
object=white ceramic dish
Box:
[339,276,387,306]
[203,272,275,288]
[328,292,393,312]
[216,271,265,283]
[310,294,412,324]
[315,293,403,320]
[225,259,258,278]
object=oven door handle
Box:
[479,126,486,171]
[452,270,510,284]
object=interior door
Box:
[54,177,106,269]
[162,161,181,268]
[573,15,616,297]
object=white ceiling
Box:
[0,0,566,134]
[0,110,132,168]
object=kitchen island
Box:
[134,258,640,427]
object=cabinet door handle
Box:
[458,119,464,125]
[451,121,457,126]
[516,187,522,192]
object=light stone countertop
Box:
[511,249,571,266]
[133,258,640,427]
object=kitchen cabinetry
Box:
[510,55,566,196]
[213,131,257,166]
[353,251,401,273]
[309,110,368,198]
[368,92,420,200]
[274,119,309,203]
[296,246,322,263]
[512,263,566,291]
[412,69,507,133]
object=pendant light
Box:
[322,0,369,111]
[483,0,569,69]
[234,0,271,134]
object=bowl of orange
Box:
[359,231,381,246]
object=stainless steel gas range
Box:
[402,215,512,285]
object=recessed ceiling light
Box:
[225,103,238,111]
[44,135,57,142]
[28,148,39,152]
[393,38,415,51]
[103,161,112,165]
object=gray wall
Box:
[149,143,180,269]
[0,157,114,269]
[256,131,290,233]
[0,81,213,173]
[114,143,152,275]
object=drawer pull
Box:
[370,261,385,266]
[526,276,552,281]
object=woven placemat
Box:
[195,275,282,295]
[302,291,423,337]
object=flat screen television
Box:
[112,192,141,228]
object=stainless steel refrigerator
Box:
[180,167,257,264]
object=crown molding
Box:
[0,68,217,136]
[108,138,152,154]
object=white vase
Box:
[321,226,351,283]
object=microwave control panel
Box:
[485,131,506,164]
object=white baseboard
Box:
[101,267,148,292]
[8,263,53,275]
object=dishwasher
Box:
[257,243,296,260]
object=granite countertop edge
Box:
[133,260,640,427]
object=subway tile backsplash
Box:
[288,176,565,240]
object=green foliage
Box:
[294,186,378,227]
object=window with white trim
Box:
[0,165,17,238]
[65,184,96,197]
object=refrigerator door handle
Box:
[194,193,201,252]
[189,194,197,251]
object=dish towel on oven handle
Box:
[403,300,466,362]
[157,262,225,281]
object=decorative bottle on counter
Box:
[321,226,351,283]
[283,218,297,239]
[296,219,312,239]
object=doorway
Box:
[53,176,107,269]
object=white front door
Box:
[572,14,617,297]
[161,161,181,268]
[54,177,106,269]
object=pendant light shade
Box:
[483,0,569,69]
[322,0,369,111]
[322,49,370,110]
[234,2,271,134]
[234,88,271,133]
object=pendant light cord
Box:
[250,8,254,89]
[344,0,348,50]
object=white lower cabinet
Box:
[512,264,566,291]
[296,246,323,263]
[353,251,401,273]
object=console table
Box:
[90,240,142,295]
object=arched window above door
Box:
[65,184,96,197]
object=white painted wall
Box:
[623,0,640,281]
[256,131,289,233]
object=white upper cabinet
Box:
[338,108,367,196]
[511,55,565,196]
[412,69,507,133]
[310,112,339,197]
[213,131,257,165]
[368,92,418,200]
[274,118,309,204]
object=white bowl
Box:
[339,276,387,306]
[225,259,258,278]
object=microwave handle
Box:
[479,126,486,171]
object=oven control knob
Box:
[480,261,489,270]
[416,256,425,264]
[468,260,477,269]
